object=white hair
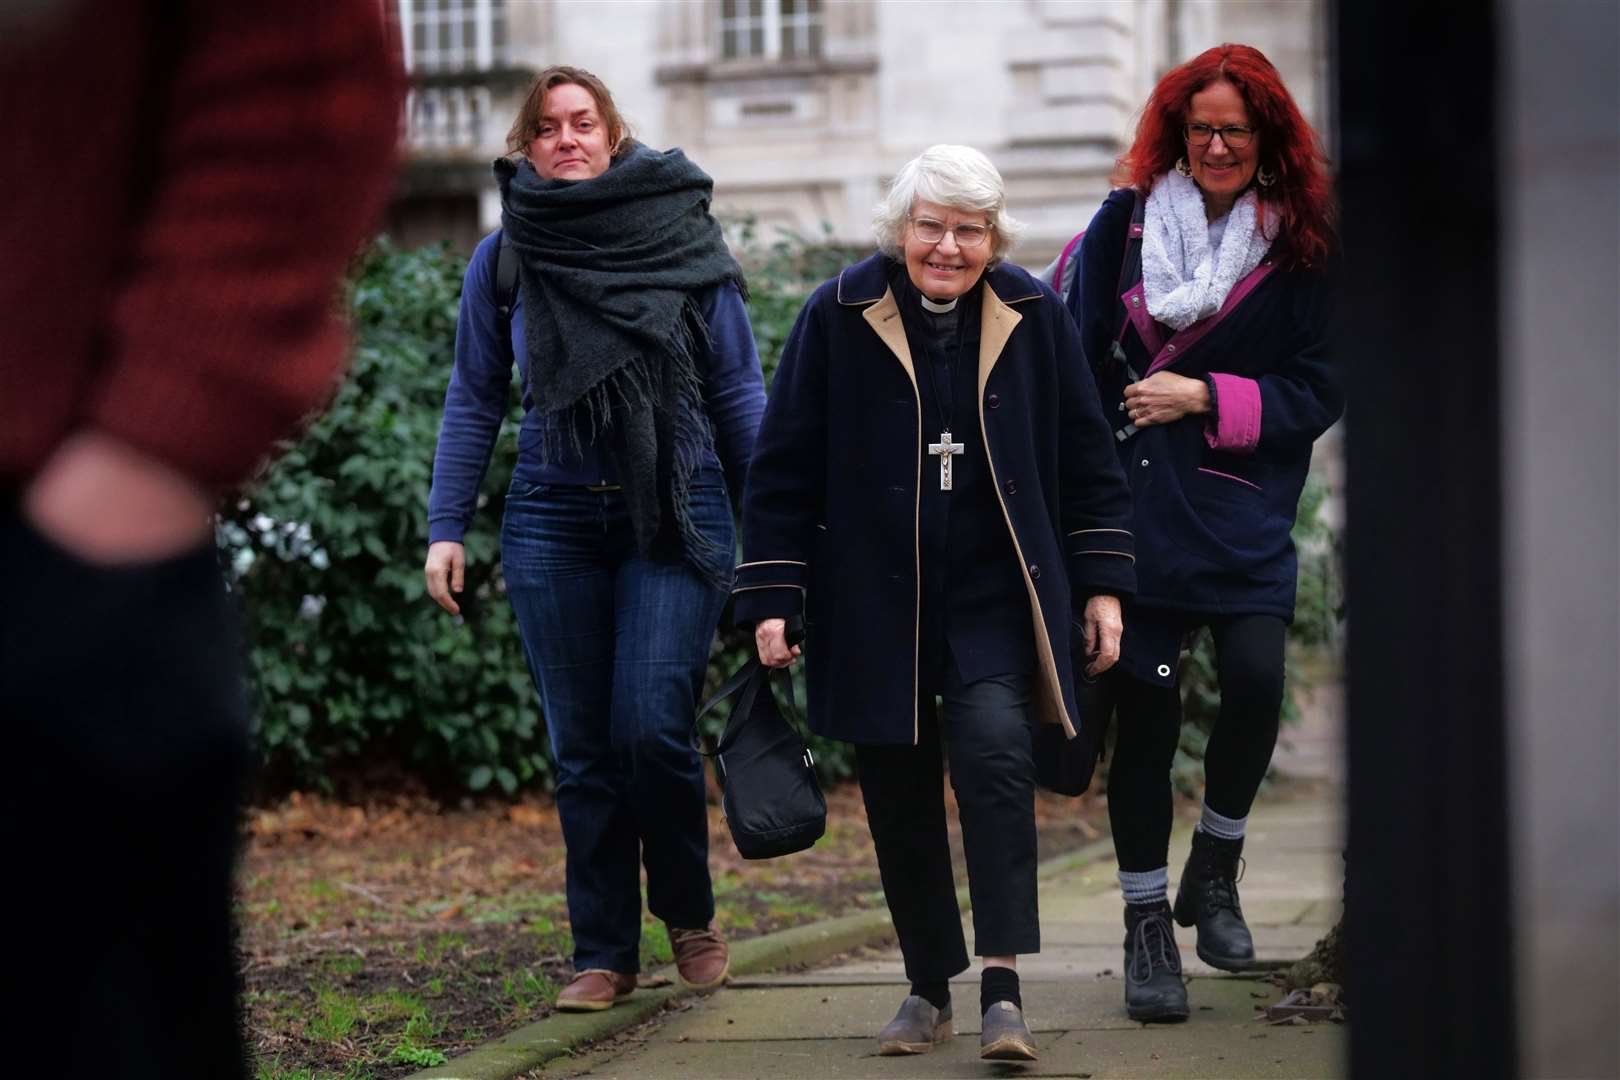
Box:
[872,144,1025,266]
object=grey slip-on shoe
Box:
[876,995,953,1055]
[980,1000,1039,1061]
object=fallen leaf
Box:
[508,805,547,828]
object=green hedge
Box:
[224,229,1340,794]
[221,240,543,794]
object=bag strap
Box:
[494,230,519,321]
[690,658,801,758]
[691,658,761,755]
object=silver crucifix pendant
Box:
[928,431,965,491]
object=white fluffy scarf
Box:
[1141,169,1276,331]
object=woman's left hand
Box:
[1081,594,1124,678]
[1123,371,1210,427]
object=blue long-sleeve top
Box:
[428,229,767,545]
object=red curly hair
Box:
[1115,44,1336,270]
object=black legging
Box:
[1108,613,1287,873]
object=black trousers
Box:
[1108,613,1287,873]
[1,505,251,1079]
[855,666,1039,984]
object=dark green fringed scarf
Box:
[494,144,746,585]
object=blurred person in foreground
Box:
[423,67,765,1010]
[737,145,1134,1062]
[1067,44,1342,1022]
[0,3,399,1076]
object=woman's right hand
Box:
[755,617,801,668]
[425,541,466,616]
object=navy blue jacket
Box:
[1069,188,1342,625]
[428,229,766,544]
[734,254,1136,746]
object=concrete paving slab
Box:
[538,1035,1097,1079]
[1041,1023,1346,1078]
[538,1022,1346,1080]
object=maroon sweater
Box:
[0,0,401,490]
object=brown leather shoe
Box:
[555,969,636,1012]
[669,922,730,991]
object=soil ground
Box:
[239,782,1113,1080]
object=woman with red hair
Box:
[1065,44,1341,1023]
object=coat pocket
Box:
[1195,466,1262,493]
[1191,448,1265,500]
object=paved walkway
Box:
[535,790,1346,1079]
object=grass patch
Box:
[386,1045,447,1067]
[469,891,567,926]
[384,1004,448,1067]
[501,969,560,1013]
[365,989,425,1022]
[306,987,361,1043]
[639,921,674,967]
[255,1063,376,1080]
[321,952,364,977]
[750,890,823,918]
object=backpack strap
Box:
[1109,191,1148,443]
[1049,227,1086,301]
[1112,189,1146,349]
[494,230,519,321]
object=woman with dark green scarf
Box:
[424,67,766,1012]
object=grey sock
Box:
[1118,866,1169,905]
[1197,805,1247,841]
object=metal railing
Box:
[405,83,494,151]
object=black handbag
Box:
[691,657,826,859]
[1034,652,1117,797]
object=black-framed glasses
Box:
[1183,122,1256,149]
[909,216,991,248]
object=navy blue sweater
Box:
[428,230,766,545]
[1067,188,1342,623]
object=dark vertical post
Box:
[1336,3,1517,1077]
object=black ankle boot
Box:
[1172,829,1255,971]
[1122,901,1188,1023]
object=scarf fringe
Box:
[534,297,731,590]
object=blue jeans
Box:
[501,472,732,973]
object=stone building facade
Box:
[389,0,1328,266]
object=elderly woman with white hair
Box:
[734,145,1136,1062]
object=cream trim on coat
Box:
[973,287,1075,738]
[861,288,923,745]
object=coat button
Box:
[1028,564,1041,579]
[987,393,1001,409]
[1004,480,1017,495]
[1157,663,1172,678]
[1131,295,1141,307]
[1140,458,1150,467]
[1166,343,1176,352]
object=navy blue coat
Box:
[1069,188,1343,628]
[734,254,1136,746]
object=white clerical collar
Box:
[920,294,958,314]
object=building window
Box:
[396,0,508,149]
[719,0,822,61]
[398,0,508,73]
